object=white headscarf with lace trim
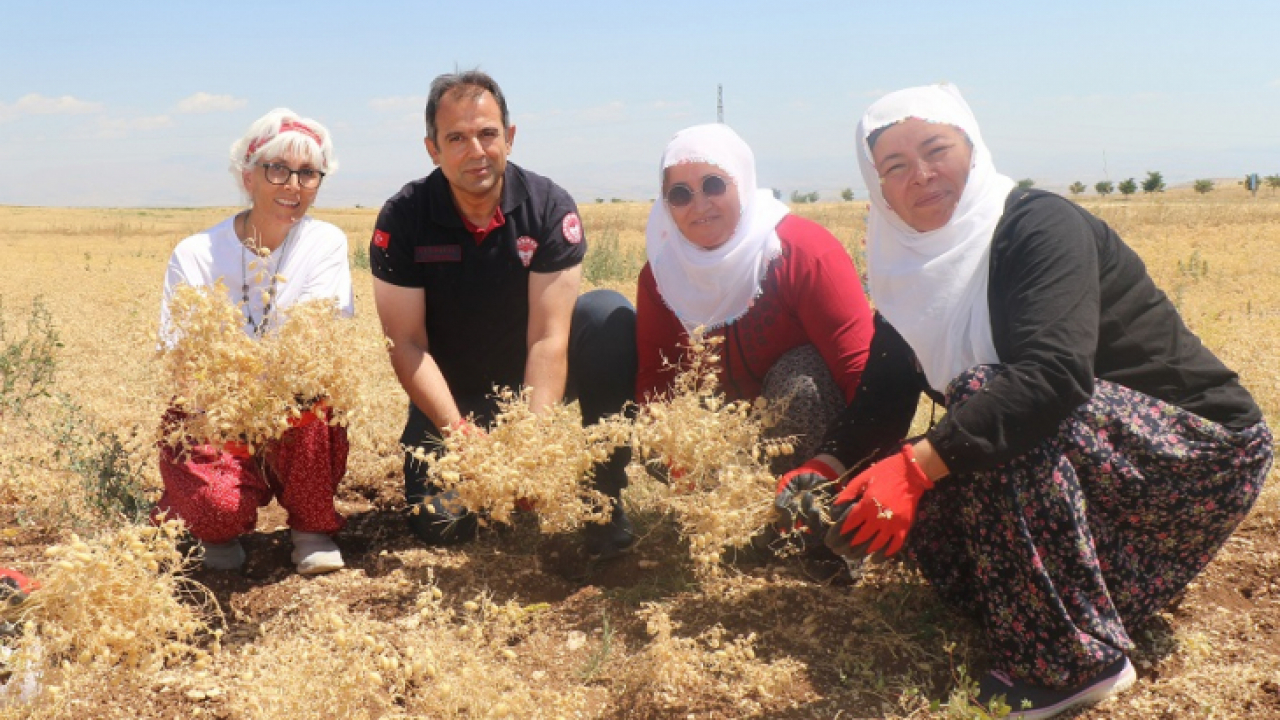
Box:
[856,83,1016,393]
[645,124,790,332]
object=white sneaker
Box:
[201,538,246,571]
[290,530,344,575]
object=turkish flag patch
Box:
[372,229,390,249]
[516,236,538,267]
[561,213,583,244]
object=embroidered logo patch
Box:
[372,229,390,249]
[516,236,538,267]
[561,212,583,244]
[415,245,462,263]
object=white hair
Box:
[228,108,337,194]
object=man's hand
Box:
[644,457,692,493]
[444,417,486,440]
[824,444,933,559]
[288,399,330,429]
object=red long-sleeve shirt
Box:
[636,214,874,404]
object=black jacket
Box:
[820,190,1261,475]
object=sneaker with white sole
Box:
[976,656,1136,719]
[290,530,344,575]
[200,538,246,571]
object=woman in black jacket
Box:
[789,83,1272,719]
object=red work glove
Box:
[824,444,933,559]
[773,458,838,534]
[0,567,39,602]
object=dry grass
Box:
[1,186,1279,718]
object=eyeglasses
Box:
[664,174,730,208]
[259,162,326,189]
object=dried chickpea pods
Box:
[631,332,793,571]
[157,283,372,457]
[409,387,631,533]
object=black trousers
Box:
[401,289,636,504]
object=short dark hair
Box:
[424,70,510,142]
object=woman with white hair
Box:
[153,108,354,575]
[802,83,1271,718]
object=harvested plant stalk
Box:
[9,519,216,686]
[631,333,792,571]
[157,282,370,455]
[409,387,630,533]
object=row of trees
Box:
[800,171,1278,204]
[1057,172,1280,197]
[798,169,1269,203]
[1048,171,1168,198]
[1256,174,1280,193]
[820,173,1280,201]
[604,173,1280,205]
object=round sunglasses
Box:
[664,174,730,208]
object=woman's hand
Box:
[773,456,840,534]
[910,438,950,482]
[824,443,936,558]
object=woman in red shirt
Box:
[637,123,874,485]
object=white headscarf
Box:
[855,83,1016,393]
[645,124,791,332]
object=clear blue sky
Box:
[2,1,1277,207]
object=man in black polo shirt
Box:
[370,70,636,559]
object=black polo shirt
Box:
[370,162,586,397]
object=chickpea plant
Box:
[406,332,791,570]
[625,604,803,714]
[156,281,372,456]
[2,518,218,706]
[408,387,631,533]
[219,581,587,719]
[631,332,793,571]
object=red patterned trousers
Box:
[152,408,348,543]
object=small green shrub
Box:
[41,394,153,526]
[351,243,371,271]
[1,295,151,526]
[584,225,643,287]
[0,296,60,418]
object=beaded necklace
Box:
[238,212,293,338]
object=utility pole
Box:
[717,84,723,123]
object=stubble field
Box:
[1,187,1280,718]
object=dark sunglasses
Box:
[664,174,730,208]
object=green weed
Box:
[0,296,60,418]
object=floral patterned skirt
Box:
[760,344,846,474]
[909,364,1272,688]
